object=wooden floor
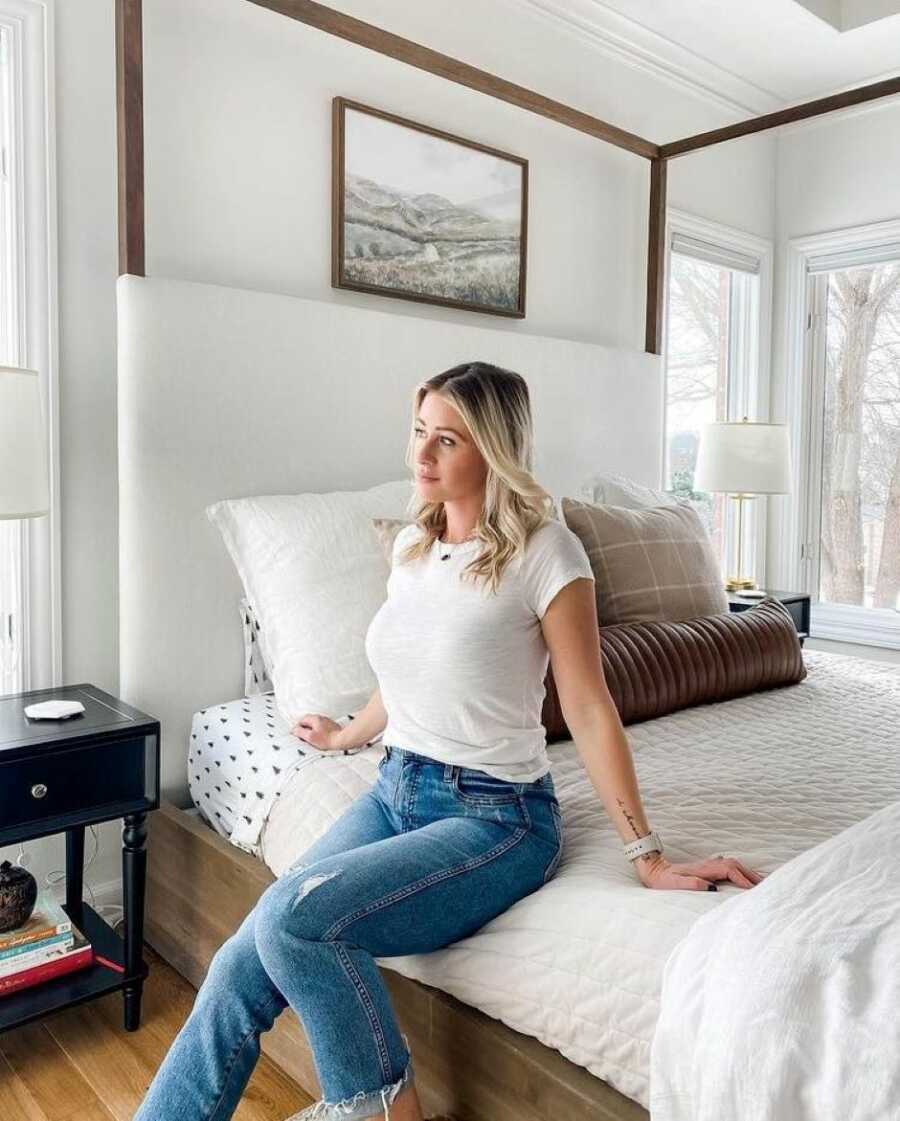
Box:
[0,944,315,1120]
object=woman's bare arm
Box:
[333,687,388,750]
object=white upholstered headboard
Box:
[116,274,662,803]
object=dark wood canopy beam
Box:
[245,0,659,159]
[661,74,900,159]
[116,0,900,358]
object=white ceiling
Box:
[523,0,900,114]
[796,0,900,33]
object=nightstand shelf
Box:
[0,683,159,1034]
[0,900,147,1033]
[727,590,810,645]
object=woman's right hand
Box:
[290,713,344,750]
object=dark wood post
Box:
[116,0,145,277]
[645,156,667,355]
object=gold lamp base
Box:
[723,493,758,593]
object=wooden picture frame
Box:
[332,97,528,318]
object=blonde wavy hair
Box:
[397,361,557,596]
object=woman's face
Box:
[414,392,487,501]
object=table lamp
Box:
[693,417,792,593]
[0,366,53,699]
[0,366,49,520]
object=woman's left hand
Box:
[634,853,766,891]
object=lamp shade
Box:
[694,420,792,495]
[0,366,50,519]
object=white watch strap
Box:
[623,830,663,861]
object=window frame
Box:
[0,0,60,690]
[662,208,773,588]
[782,217,900,650]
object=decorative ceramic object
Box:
[0,859,38,933]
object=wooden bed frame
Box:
[145,797,649,1121]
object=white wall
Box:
[770,98,900,666]
[142,0,775,348]
[7,0,776,905]
[776,99,900,238]
[0,0,123,916]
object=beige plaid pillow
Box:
[561,496,728,625]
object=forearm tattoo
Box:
[617,798,657,865]
[617,797,643,839]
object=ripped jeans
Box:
[132,745,564,1121]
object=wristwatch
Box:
[623,830,663,862]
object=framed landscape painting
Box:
[332,97,528,318]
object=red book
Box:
[0,944,94,997]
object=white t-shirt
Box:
[364,519,595,782]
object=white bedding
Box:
[224,649,900,1110]
[649,797,900,1121]
[187,691,310,848]
[187,693,379,853]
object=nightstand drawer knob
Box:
[30,783,48,799]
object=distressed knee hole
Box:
[294,869,342,905]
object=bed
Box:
[178,647,900,1116]
[118,273,900,1120]
[120,271,667,1119]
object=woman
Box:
[134,361,763,1121]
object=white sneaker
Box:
[285,1104,331,1121]
[284,1103,327,1121]
[284,1094,395,1120]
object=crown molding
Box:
[773,81,900,137]
[518,0,784,118]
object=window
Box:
[0,3,59,691]
[0,21,23,694]
[814,263,900,612]
[663,211,771,584]
[0,25,13,353]
[784,219,900,649]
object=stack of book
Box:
[0,890,94,998]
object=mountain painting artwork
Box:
[332,98,528,318]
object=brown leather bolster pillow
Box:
[542,596,807,741]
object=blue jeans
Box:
[133,745,564,1121]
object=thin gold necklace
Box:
[438,531,476,560]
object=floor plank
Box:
[44,1002,161,1121]
[0,1021,115,1121]
[0,1051,51,1121]
[0,945,314,1120]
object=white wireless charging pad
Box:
[23,699,86,720]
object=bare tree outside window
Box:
[820,262,900,610]
[664,253,730,565]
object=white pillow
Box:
[578,471,679,509]
[208,479,416,726]
[238,597,273,696]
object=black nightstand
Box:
[0,683,159,1034]
[727,590,810,646]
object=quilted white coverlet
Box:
[248,650,900,1110]
[649,796,900,1121]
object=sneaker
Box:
[285,1104,330,1121]
[287,1098,428,1120]
[287,1105,457,1120]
